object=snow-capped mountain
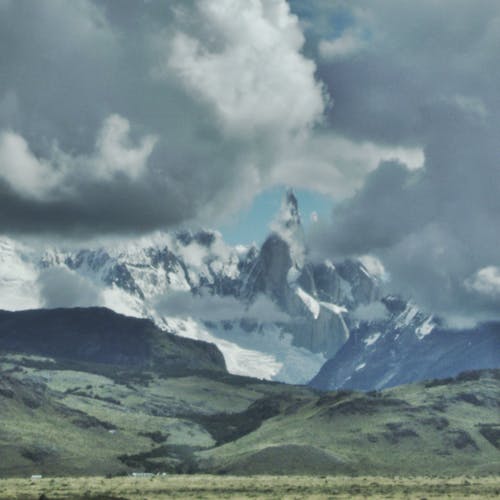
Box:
[0,191,370,383]
[1,190,497,387]
[310,295,500,391]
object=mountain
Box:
[1,311,499,477]
[0,307,225,374]
[311,312,500,391]
[0,190,498,388]
[0,191,382,384]
[0,307,311,476]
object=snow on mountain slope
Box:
[0,191,445,386]
[295,286,320,319]
[0,225,332,383]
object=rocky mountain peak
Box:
[282,188,300,229]
[267,188,306,272]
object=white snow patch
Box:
[296,287,320,319]
[415,316,436,340]
[164,317,283,380]
[163,317,325,384]
[319,301,347,315]
[363,332,381,347]
[211,322,326,384]
[324,259,336,271]
[396,303,419,328]
[101,286,144,318]
[358,254,387,280]
[286,266,301,285]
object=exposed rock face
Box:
[242,190,354,358]
[0,190,369,383]
[1,190,497,387]
[245,234,292,308]
[310,311,500,391]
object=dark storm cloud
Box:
[293,0,500,145]
[302,0,500,322]
[0,0,325,236]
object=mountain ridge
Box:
[0,191,498,388]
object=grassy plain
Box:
[1,474,499,499]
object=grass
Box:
[0,474,499,499]
[1,353,499,478]
[199,372,500,475]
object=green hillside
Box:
[1,350,498,477]
[0,308,498,478]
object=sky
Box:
[219,186,333,246]
[0,0,499,324]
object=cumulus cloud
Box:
[0,114,157,201]
[0,132,60,199]
[38,266,103,308]
[2,0,499,325]
[0,0,328,236]
[0,0,430,239]
[155,291,289,323]
[465,267,500,298]
[291,0,500,324]
[301,0,500,322]
[161,0,325,136]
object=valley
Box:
[0,308,498,478]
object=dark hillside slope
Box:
[0,307,225,373]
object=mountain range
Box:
[1,190,498,389]
[0,307,499,476]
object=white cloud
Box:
[271,132,424,198]
[319,29,367,60]
[0,131,61,199]
[92,114,157,180]
[156,291,289,323]
[465,266,500,297]
[0,114,157,200]
[161,0,325,136]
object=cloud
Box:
[155,291,289,323]
[2,0,499,325]
[352,302,388,322]
[271,133,423,199]
[161,0,325,137]
[0,0,326,237]
[0,0,433,240]
[465,267,500,298]
[0,131,60,199]
[37,266,102,308]
[318,29,367,60]
[0,114,157,200]
[299,0,500,321]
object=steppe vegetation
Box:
[1,474,499,499]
